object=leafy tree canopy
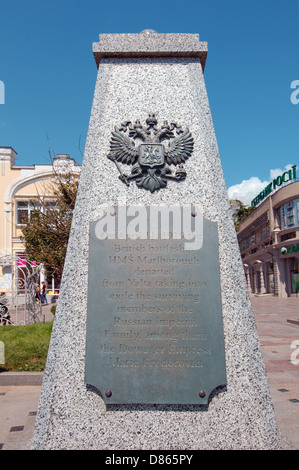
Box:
[21,173,78,283]
[230,199,255,232]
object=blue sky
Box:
[0,0,298,204]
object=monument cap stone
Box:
[93,31,208,69]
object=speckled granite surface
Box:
[32,32,280,450]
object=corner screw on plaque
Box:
[191,211,197,217]
[199,390,206,398]
[105,390,112,398]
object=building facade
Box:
[0,146,81,293]
[237,172,299,297]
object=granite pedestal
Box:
[32,31,280,450]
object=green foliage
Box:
[21,173,78,282]
[0,322,53,372]
[230,199,255,232]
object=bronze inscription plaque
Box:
[85,206,226,404]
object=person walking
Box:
[35,285,41,302]
[40,282,48,304]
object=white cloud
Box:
[269,164,293,180]
[227,177,269,206]
[227,164,294,206]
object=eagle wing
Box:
[164,129,194,165]
[108,127,138,165]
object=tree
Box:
[230,199,255,232]
[21,173,79,283]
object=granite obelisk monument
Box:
[32,31,280,450]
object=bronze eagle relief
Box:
[107,114,194,193]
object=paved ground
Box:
[2,300,55,326]
[0,295,298,450]
[250,295,299,450]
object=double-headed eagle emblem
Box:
[107,114,194,193]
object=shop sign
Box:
[281,245,299,255]
[251,165,297,208]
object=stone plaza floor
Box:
[250,294,299,449]
[0,295,298,450]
